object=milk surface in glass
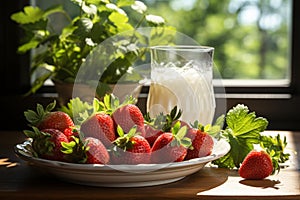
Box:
[147,46,215,125]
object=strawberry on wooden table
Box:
[151,121,192,163]
[238,150,274,180]
[184,128,214,160]
[110,126,151,165]
[210,104,290,175]
[24,100,74,132]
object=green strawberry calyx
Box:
[61,135,88,163]
[144,106,183,132]
[112,125,138,152]
[23,126,54,158]
[24,101,56,126]
[58,94,137,125]
[92,94,137,115]
[170,121,192,149]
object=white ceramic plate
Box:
[14,139,230,187]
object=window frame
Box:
[2,0,300,131]
[220,0,300,130]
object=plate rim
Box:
[14,138,230,187]
[14,138,230,172]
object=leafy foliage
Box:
[146,0,290,79]
[11,0,175,96]
[211,104,290,170]
[59,97,93,125]
[59,93,137,125]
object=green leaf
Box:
[260,134,290,174]
[26,71,54,95]
[172,121,181,134]
[11,5,64,25]
[127,126,137,137]
[59,97,93,124]
[176,126,187,140]
[109,12,132,33]
[45,101,56,112]
[226,104,268,136]
[60,25,77,40]
[17,40,40,54]
[181,137,192,148]
[117,125,124,137]
[212,152,235,169]
[117,0,135,7]
[226,130,254,167]
[150,26,176,46]
[213,104,269,169]
[61,141,76,154]
[11,6,44,24]
[73,18,93,39]
[24,110,40,125]
[23,130,36,138]
[93,98,101,113]
[103,94,112,110]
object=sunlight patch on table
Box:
[0,157,19,168]
[197,170,300,196]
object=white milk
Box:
[147,64,215,125]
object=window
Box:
[2,0,299,130]
[32,0,291,82]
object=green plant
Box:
[11,0,175,96]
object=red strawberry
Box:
[24,127,69,161]
[80,112,116,147]
[144,124,163,146]
[110,126,151,164]
[60,136,110,164]
[112,104,146,137]
[184,128,214,160]
[85,137,110,164]
[40,129,69,161]
[143,106,185,146]
[238,150,273,179]
[63,127,79,141]
[24,101,74,132]
[38,111,74,132]
[151,122,192,163]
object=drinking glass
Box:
[147,45,215,125]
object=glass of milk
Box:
[147,45,215,125]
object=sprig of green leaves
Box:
[211,104,290,170]
[59,97,93,125]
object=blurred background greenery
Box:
[33,0,291,80]
[145,0,291,80]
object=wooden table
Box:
[0,130,299,200]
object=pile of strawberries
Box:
[23,95,214,165]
